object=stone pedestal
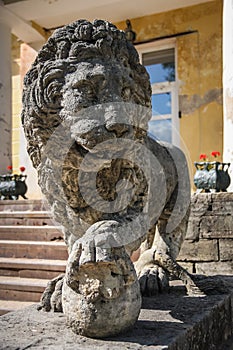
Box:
[177,193,233,275]
[0,279,233,350]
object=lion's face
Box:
[60,60,149,152]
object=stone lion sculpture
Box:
[22,19,207,338]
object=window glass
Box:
[148,119,172,143]
[142,47,175,143]
[143,48,175,84]
[152,93,171,116]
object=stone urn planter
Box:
[194,161,231,192]
[0,171,28,200]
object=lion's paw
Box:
[134,247,169,296]
[37,274,64,312]
[137,264,169,296]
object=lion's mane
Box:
[22,19,151,168]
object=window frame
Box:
[136,39,180,146]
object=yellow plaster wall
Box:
[116,0,223,179]
[11,35,22,174]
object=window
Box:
[137,41,179,146]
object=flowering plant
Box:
[19,166,26,173]
[5,166,26,175]
[196,151,221,171]
[3,165,26,177]
[194,151,231,192]
[199,151,221,162]
[211,151,221,158]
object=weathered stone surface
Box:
[186,217,200,240]
[196,261,233,275]
[211,201,233,215]
[211,192,233,202]
[1,279,233,350]
[189,193,212,215]
[200,215,233,238]
[178,262,194,274]
[21,19,192,337]
[178,240,219,262]
[219,239,233,261]
[183,193,233,275]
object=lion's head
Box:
[22,19,151,166]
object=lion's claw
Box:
[138,265,169,296]
[37,274,64,312]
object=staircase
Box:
[0,199,67,315]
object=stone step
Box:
[0,276,48,313]
[0,268,63,280]
[0,257,66,271]
[0,200,66,313]
[0,199,45,212]
[0,276,49,293]
[0,300,35,316]
[0,240,68,260]
[0,257,66,279]
[0,289,41,303]
[0,211,54,226]
[0,225,63,241]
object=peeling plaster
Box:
[179,88,223,115]
[43,0,59,4]
[225,88,233,120]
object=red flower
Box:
[19,166,26,172]
[199,154,207,161]
[7,165,12,170]
[211,151,220,158]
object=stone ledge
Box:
[0,277,233,350]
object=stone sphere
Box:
[62,265,141,338]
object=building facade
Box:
[0,0,232,198]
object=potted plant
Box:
[0,166,28,200]
[194,152,231,192]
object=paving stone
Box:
[0,300,35,316]
[0,278,233,350]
